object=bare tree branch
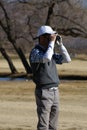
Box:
[55,14,87,32]
[45,2,55,25]
[18,0,72,7]
[0,1,32,74]
[57,27,87,38]
[0,1,12,38]
[27,15,34,40]
[16,36,30,43]
[0,47,18,74]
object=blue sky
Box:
[81,0,87,8]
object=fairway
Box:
[0,80,87,130]
[0,57,87,76]
[0,58,87,130]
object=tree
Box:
[0,0,87,76]
[18,0,87,38]
[51,0,87,38]
[0,47,17,73]
[0,0,32,74]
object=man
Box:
[29,25,71,130]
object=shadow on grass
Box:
[0,72,87,81]
[59,75,87,80]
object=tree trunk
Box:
[17,47,32,73]
[10,40,32,74]
[0,47,17,74]
[45,3,55,25]
[0,1,32,74]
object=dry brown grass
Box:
[58,59,87,76]
[0,57,87,130]
[0,80,87,130]
[0,57,87,76]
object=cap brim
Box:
[51,31,57,34]
[34,31,57,40]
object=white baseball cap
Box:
[34,25,56,39]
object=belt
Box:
[48,87,58,91]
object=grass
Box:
[0,80,87,130]
[58,58,87,76]
[0,54,87,78]
[0,53,87,130]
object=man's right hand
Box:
[50,34,57,43]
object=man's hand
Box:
[50,34,57,42]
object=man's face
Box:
[39,33,57,49]
[41,34,51,42]
[39,34,51,48]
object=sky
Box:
[4,0,87,8]
[81,0,87,8]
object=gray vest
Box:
[29,45,60,89]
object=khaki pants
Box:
[35,87,59,130]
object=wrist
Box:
[49,41,55,49]
[59,44,66,52]
[56,41,63,47]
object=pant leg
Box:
[35,88,54,130]
[49,89,59,130]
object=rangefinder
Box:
[56,35,61,42]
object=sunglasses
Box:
[42,33,51,38]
